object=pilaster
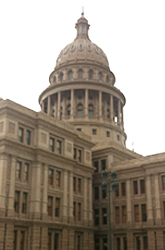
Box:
[42,164,48,220]
[110,94,114,124]
[7,156,16,217]
[126,179,132,227]
[146,175,153,225]
[154,174,161,224]
[85,89,88,119]
[69,171,73,223]
[99,91,102,120]
[0,153,8,216]
[63,170,68,223]
[83,177,88,226]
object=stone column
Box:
[47,96,51,115]
[110,95,114,123]
[127,232,133,250]
[118,99,121,125]
[126,179,132,227]
[99,91,102,119]
[85,89,88,118]
[83,177,88,226]
[30,162,41,219]
[63,170,68,223]
[57,92,61,119]
[88,178,93,226]
[0,153,8,216]
[146,175,153,225]
[8,156,16,217]
[69,172,73,223]
[42,164,48,219]
[70,89,74,119]
[154,174,161,224]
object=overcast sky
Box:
[0,0,165,156]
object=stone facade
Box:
[0,13,165,250]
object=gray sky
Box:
[0,0,165,156]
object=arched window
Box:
[78,69,83,79]
[88,70,93,79]
[107,109,110,119]
[77,104,83,116]
[98,72,102,80]
[79,44,83,50]
[68,70,73,80]
[88,104,94,117]
[66,104,71,116]
[60,72,64,81]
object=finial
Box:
[81,6,84,16]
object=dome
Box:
[55,14,110,70]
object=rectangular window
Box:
[56,140,62,154]
[22,192,28,214]
[163,201,165,219]
[20,231,25,250]
[106,131,110,137]
[116,238,120,250]
[23,163,29,181]
[115,206,120,224]
[121,182,126,196]
[102,186,107,199]
[141,204,147,222]
[95,238,100,250]
[122,206,127,223]
[14,191,20,213]
[143,236,148,250]
[74,148,77,160]
[162,176,165,190]
[115,187,119,197]
[123,237,127,250]
[48,196,53,216]
[94,187,99,200]
[48,169,53,186]
[134,205,139,222]
[102,208,107,224]
[78,178,81,194]
[93,161,99,173]
[16,161,21,180]
[55,198,60,217]
[49,137,55,152]
[75,234,82,250]
[92,129,97,135]
[78,203,81,221]
[94,209,99,226]
[140,179,145,194]
[103,238,107,250]
[55,171,61,187]
[73,177,76,192]
[78,149,82,162]
[14,230,17,250]
[73,202,76,220]
[26,130,31,145]
[136,237,141,250]
[18,127,24,142]
[133,180,138,195]
[48,232,51,250]
[54,233,59,250]
[101,159,106,170]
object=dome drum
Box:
[39,14,127,146]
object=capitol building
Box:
[0,13,165,250]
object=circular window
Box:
[88,45,91,51]
[79,44,83,50]
[71,45,74,51]
[64,47,68,54]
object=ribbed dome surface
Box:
[55,15,110,70]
